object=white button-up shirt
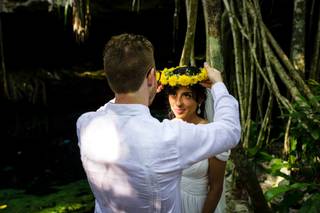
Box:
[76,82,241,213]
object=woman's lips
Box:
[173,108,185,115]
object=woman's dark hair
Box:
[165,84,207,119]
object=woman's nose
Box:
[175,96,182,106]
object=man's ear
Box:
[147,68,156,87]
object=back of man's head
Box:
[103,33,155,93]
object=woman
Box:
[158,66,230,213]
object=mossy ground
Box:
[0,180,94,213]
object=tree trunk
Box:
[290,0,306,76]
[309,1,320,81]
[201,0,224,71]
[179,0,198,66]
[230,145,273,212]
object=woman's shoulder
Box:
[198,118,208,124]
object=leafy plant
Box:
[263,81,320,211]
[285,81,320,181]
[265,182,320,212]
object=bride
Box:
[159,66,230,213]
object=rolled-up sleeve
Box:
[175,82,241,169]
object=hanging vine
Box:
[221,0,320,210]
[0,0,9,98]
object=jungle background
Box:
[0,0,319,212]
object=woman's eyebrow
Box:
[182,92,193,95]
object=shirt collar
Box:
[105,102,151,116]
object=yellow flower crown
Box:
[156,66,208,87]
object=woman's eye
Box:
[183,93,192,99]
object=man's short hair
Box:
[103,33,155,93]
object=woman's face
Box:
[168,86,198,122]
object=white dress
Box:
[180,89,229,213]
[180,152,229,213]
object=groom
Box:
[76,33,241,212]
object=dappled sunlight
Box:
[103,166,137,198]
[80,118,142,211]
[88,165,144,212]
[81,117,124,162]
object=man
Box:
[76,33,240,212]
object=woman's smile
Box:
[173,108,185,115]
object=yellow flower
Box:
[179,75,191,86]
[168,75,178,86]
[189,76,197,84]
[160,72,168,85]
[198,68,208,80]
[156,72,160,81]
[158,66,208,87]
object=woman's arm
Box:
[202,157,227,213]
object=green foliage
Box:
[263,80,320,211]
[246,121,259,156]
[285,80,320,179]
[265,182,320,212]
[256,150,320,212]
[255,152,289,176]
[299,193,320,213]
[265,182,310,202]
[267,159,290,180]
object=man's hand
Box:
[200,62,223,88]
[156,84,163,93]
[205,62,223,84]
